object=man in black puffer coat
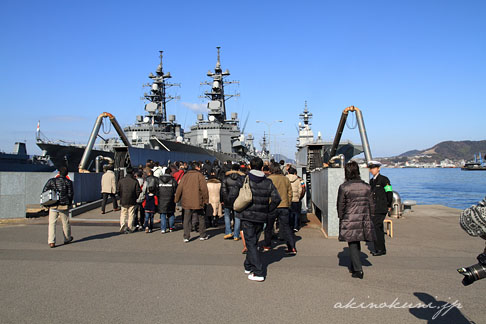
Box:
[117,167,142,233]
[368,161,393,256]
[43,166,74,248]
[236,157,281,282]
[158,168,178,233]
[221,164,245,240]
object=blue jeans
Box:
[224,207,241,238]
[160,213,175,231]
[144,212,154,230]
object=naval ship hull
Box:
[118,139,240,168]
[36,142,114,172]
[38,140,240,172]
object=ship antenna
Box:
[156,50,163,75]
[216,46,221,70]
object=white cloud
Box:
[182,102,207,113]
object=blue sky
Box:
[0,0,485,159]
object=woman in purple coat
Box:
[337,161,376,279]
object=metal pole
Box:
[329,108,350,159]
[268,125,271,156]
[78,114,104,171]
[95,156,102,173]
[354,108,372,164]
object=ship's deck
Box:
[0,205,483,323]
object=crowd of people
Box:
[104,157,306,281]
[43,156,395,282]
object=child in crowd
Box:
[142,186,158,233]
[158,168,178,233]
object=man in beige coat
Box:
[207,174,222,227]
[175,162,209,242]
[286,167,304,231]
[101,165,119,214]
[265,163,297,254]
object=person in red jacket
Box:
[171,163,185,184]
[142,186,158,233]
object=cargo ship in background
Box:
[37,48,255,172]
[461,153,486,171]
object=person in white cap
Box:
[368,160,393,256]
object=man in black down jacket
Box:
[221,164,245,240]
[43,166,74,248]
[158,168,178,233]
[117,167,142,233]
[236,157,281,282]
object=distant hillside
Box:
[398,149,421,157]
[398,140,486,161]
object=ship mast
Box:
[297,101,314,148]
[299,101,312,127]
[259,131,270,158]
[201,46,239,123]
[144,51,180,124]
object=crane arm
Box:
[78,112,130,172]
[328,106,372,164]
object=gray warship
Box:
[0,142,55,172]
[185,47,254,157]
[37,49,252,172]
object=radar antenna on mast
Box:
[200,46,240,122]
[143,50,180,123]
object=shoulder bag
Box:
[40,179,60,207]
[233,176,252,212]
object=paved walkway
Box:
[0,205,483,324]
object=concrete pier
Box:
[0,204,484,323]
[0,172,55,219]
[310,167,369,237]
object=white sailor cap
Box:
[367,160,382,168]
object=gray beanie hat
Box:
[460,197,486,240]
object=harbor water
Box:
[380,168,486,210]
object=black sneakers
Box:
[351,271,364,279]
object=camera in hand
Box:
[457,253,486,286]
